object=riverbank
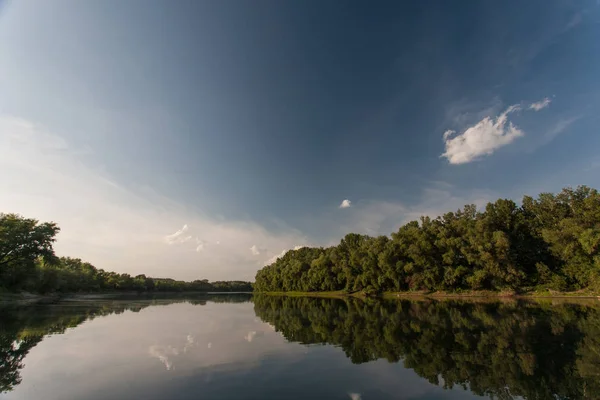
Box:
[0,292,61,306]
[0,291,253,306]
[257,289,600,300]
[4,289,599,306]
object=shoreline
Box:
[256,290,600,300]
[3,290,599,306]
[0,291,253,306]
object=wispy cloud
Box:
[585,158,600,172]
[442,129,454,140]
[442,98,550,164]
[536,115,581,148]
[250,245,261,256]
[195,238,206,252]
[339,199,352,209]
[529,97,551,111]
[165,225,192,245]
[244,330,265,342]
[148,345,179,371]
[564,12,583,32]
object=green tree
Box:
[254,186,600,294]
[0,213,59,290]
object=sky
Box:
[1,0,599,281]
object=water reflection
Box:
[253,296,600,399]
[0,294,252,394]
[0,294,599,399]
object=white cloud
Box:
[348,393,362,400]
[195,238,206,252]
[442,104,524,164]
[250,245,261,256]
[339,199,352,209]
[164,225,192,245]
[442,97,553,164]
[529,97,551,111]
[0,116,307,281]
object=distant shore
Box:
[0,291,253,306]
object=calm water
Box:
[1,295,599,400]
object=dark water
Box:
[1,295,599,400]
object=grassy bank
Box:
[258,289,600,299]
[387,289,599,298]
[258,290,353,298]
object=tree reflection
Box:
[0,293,251,393]
[253,296,600,399]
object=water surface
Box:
[1,294,599,399]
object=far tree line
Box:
[255,186,600,294]
[0,213,252,294]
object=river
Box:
[1,294,598,399]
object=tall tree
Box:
[0,213,59,290]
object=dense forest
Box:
[253,295,600,399]
[0,213,252,294]
[255,186,600,294]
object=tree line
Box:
[253,295,600,399]
[0,213,253,294]
[255,186,600,294]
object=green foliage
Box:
[0,213,59,290]
[253,295,600,399]
[0,214,252,294]
[255,186,600,293]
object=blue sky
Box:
[1,0,599,280]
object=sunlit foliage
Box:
[255,186,600,293]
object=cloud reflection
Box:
[148,345,179,370]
